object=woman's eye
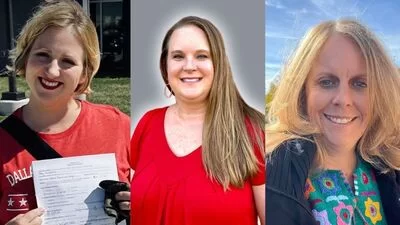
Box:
[172,55,183,60]
[35,52,49,58]
[319,79,337,88]
[197,54,208,59]
[62,58,76,66]
[353,80,367,89]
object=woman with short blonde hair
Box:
[9,0,100,94]
[1,1,130,224]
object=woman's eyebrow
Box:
[170,50,183,54]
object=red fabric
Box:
[131,107,265,225]
[0,101,131,224]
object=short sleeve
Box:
[130,109,158,170]
[115,111,132,183]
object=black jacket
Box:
[266,138,400,225]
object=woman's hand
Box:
[115,191,131,211]
[5,208,45,225]
[99,180,130,223]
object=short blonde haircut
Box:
[267,19,400,173]
[8,0,100,94]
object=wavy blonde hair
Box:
[8,0,100,94]
[160,16,265,189]
[266,19,400,173]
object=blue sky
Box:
[265,0,400,92]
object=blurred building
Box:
[0,0,130,77]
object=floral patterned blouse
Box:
[305,159,387,225]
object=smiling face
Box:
[25,25,85,105]
[166,25,214,104]
[305,33,369,152]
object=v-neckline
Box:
[161,107,201,159]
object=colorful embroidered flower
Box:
[362,172,369,184]
[317,172,341,195]
[312,209,332,225]
[304,178,315,199]
[333,201,353,225]
[310,199,322,208]
[364,197,382,224]
[326,195,349,202]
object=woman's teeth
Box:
[42,79,59,87]
[181,78,201,83]
[325,114,354,124]
[40,77,61,89]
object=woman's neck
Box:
[172,102,207,123]
[22,98,82,134]
[324,144,358,182]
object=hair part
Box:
[160,16,265,189]
[267,19,400,173]
[8,0,100,94]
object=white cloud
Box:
[309,0,370,18]
[265,31,298,40]
[380,34,400,64]
[265,63,281,83]
[287,7,310,17]
[265,62,282,69]
[266,0,287,9]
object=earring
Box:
[164,84,173,98]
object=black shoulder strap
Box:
[0,114,62,160]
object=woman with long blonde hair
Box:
[266,19,400,225]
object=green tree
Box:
[265,83,277,113]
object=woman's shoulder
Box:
[0,107,25,138]
[81,101,130,125]
[135,107,167,124]
[266,137,317,194]
[267,137,316,178]
[133,107,168,133]
[82,100,127,115]
[141,107,168,118]
[266,137,318,224]
[268,137,316,161]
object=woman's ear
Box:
[79,74,87,85]
[74,72,88,93]
[299,87,308,119]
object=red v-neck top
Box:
[130,107,265,225]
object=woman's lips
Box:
[324,113,356,125]
[39,77,63,90]
[180,77,202,83]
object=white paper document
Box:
[32,153,118,225]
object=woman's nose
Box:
[183,58,197,72]
[45,59,60,78]
[332,84,353,107]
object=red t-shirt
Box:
[130,107,265,225]
[0,101,131,224]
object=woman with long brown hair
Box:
[130,16,265,225]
